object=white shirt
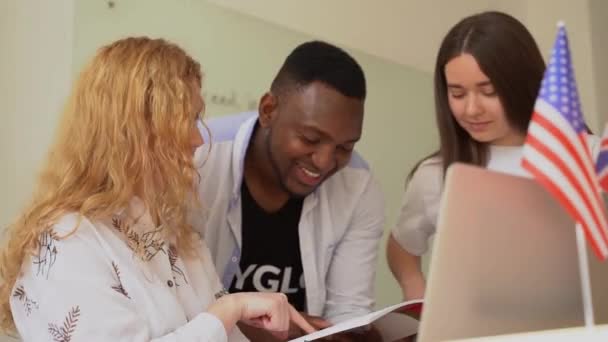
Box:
[11,198,248,341]
[391,145,528,256]
[193,112,385,324]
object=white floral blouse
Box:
[10,198,248,341]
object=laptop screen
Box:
[418,163,608,342]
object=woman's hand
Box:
[208,292,316,340]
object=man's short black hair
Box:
[270,41,366,100]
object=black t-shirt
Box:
[228,181,307,311]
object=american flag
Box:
[521,24,608,260]
[596,124,608,192]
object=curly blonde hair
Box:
[0,37,204,332]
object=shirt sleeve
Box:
[323,174,385,324]
[10,219,229,342]
[391,160,443,256]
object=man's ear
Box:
[258,92,278,128]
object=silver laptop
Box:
[417,163,608,342]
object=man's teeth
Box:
[302,167,320,178]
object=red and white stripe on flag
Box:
[523,100,608,259]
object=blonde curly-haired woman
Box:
[0,37,314,342]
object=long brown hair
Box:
[0,37,203,332]
[408,11,546,183]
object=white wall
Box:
[0,0,18,231]
[520,0,600,130]
[0,0,75,229]
[0,0,73,337]
[589,0,608,126]
[209,0,606,130]
[208,0,502,72]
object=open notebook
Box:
[289,299,423,342]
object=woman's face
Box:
[445,53,525,146]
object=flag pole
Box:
[555,19,595,329]
[575,222,595,328]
